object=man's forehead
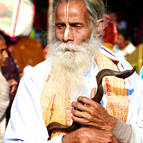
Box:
[56,0,87,13]
[59,0,85,4]
[56,0,89,20]
[0,39,5,43]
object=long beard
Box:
[46,38,99,101]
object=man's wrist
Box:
[62,131,78,143]
[110,116,117,131]
[112,119,132,143]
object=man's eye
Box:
[56,24,66,29]
[0,48,7,54]
[70,24,82,28]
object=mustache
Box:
[55,43,87,53]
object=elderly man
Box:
[0,35,9,142]
[2,0,143,143]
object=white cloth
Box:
[0,68,9,121]
[114,42,136,58]
[2,46,143,143]
[0,68,9,142]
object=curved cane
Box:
[47,67,136,139]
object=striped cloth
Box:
[40,72,71,138]
[95,52,129,122]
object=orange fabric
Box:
[95,53,129,122]
[40,72,72,137]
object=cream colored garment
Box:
[0,117,6,143]
[0,68,9,142]
[0,68,9,120]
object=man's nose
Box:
[63,25,73,43]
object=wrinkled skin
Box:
[55,0,93,45]
[8,79,18,95]
[62,89,118,143]
[71,96,117,131]
[62,127,118,143]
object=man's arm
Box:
[2,74,49,143]
[113,119,132,143]
[0,71,9,121]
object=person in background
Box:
[3,0,143,143]
[1,49,20,124]
[0,32,20,125]
[136,16,143,45]
[102,14,117,51]
[0,34,9,142]
[113,29,136,58]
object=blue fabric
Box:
[139,66,143,79]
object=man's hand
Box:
[62,127,116,143]
[8,79,18,95]
[71,96,117,131]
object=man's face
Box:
[55,0,93,45]
[116,33,128,50]
[0,39,8,67]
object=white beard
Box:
[47,38,100,101]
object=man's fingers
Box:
[10,85,17,94]
[72,115,89,125]
[72,101,91,112]
[71,108,92,120]
[72,98,101,116]
[90,88,96,98]
[77,96,98,106]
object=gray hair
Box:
[83,0,104,23]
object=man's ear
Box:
[96,18,104,38]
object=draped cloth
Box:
[40,53,129,138]
[40,71,72,138]
[0,68,9,142]
[95,53,129,122]
[0,68,9,121]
